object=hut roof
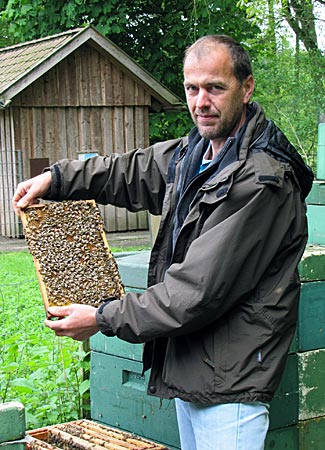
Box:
[0,26,184,111]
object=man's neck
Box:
[210,109,247,158]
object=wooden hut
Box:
[0,26,184,238]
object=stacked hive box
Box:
[0,402,170,449]
[0,402,26,450]
[265,245,325,448]
[90,251,180,450]
[90,182,325,449]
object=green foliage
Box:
[0,0,323,166]
[0,0,259,97]
[149,110,193,143]
[0,251,89,428]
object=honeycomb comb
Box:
[20,200,124,310]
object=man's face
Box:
[183,45,254,146]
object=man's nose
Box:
[196,88,210,109]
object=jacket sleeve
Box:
[47,138,182,215]
[96,161,308,343]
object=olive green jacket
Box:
[48,103,313,404]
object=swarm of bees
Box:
[21,200,124,309]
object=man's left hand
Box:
[45,304,100,341]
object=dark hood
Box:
[262,119,314,199]
[246,102,314,200]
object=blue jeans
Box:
[175,399,269,450]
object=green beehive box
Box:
[269,348,325,430]
[0,402,25,444]
[306,181,325,205]
[269,354,298,430]
[90,348,323,438]
[299,415,325,449]
[90,351,180,449]
[265,425,298,450]
[306,181,325,245]
[115,251,150,290]
[92,247,325,357]
[0,444,25,450]
[90,242,325,445]
[298,349,325,421]
[266,415,325,450]
[90,251,150,361]
[90,334,143,361]
[299,245,325,282]
[289,281,325,353]
[307,205,325,245]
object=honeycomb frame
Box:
[20,200,124,310]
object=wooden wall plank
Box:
[66,52,79,105]
[79,46,91,106]
[89,107,103,153]
[103,60,114,105]
[112,64,124,106]
[66,107,80,159]
[124,107,135,151]
[32,108,44,158]
[79,107,91,152]
[101,108,114,155]
[113,107,125,153]
[58,108,68,159]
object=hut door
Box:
[30,158,49,178]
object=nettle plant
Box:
[0,252,90,429]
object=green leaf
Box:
[79,379,90,396]
[12,377,37,393]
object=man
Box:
[12,35,313,450]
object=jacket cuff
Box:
[95,297,118,336]
[42,164,62,200]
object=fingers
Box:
[44,304,99,341]
[47,305,71,318]
[12,172,52,214]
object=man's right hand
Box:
[12,171,52,215]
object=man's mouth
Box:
[196,114,219,124]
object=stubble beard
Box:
[195,107,244,141]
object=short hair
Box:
[184,35,253,84]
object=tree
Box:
[1,0,323,164]
[237,0,324,168]
[0,0,259,97]
[281,0,321,53]
[0,0,260,141]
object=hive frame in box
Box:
[26,419,168,449]
[20,200,124,312]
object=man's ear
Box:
[242,75,255,104]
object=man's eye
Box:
[186,86,198,92]
[211,85,223,91]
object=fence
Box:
[0,149,23,237]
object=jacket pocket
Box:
[200,173,234,207]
